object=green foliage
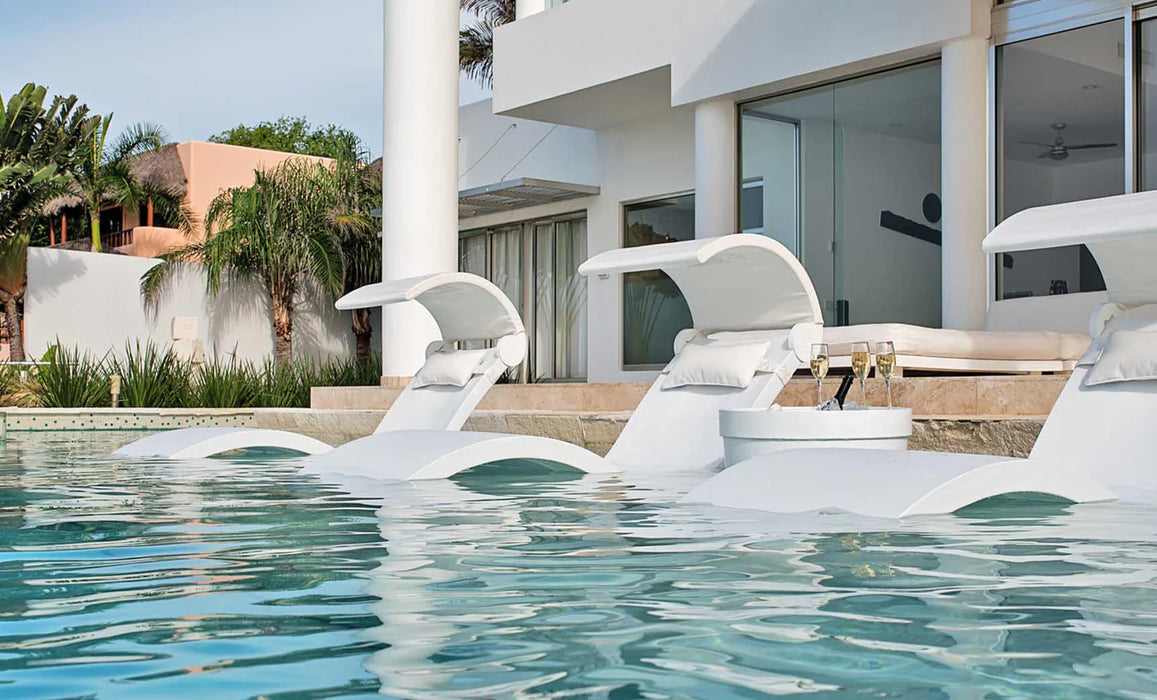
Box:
[71,116,194,252]
[142,153,376,362]
[459,0,515,86]
[110,341,191,408]
[209,116,362,160]
[0,83,99,239]
[316,353,382,389]
[19,342,379,409]
[32,344,109,408]
[191,356,261,408]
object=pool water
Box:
[1,433,1155,698]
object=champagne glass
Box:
[875,341,897,409]
[850,341,871,408]
[809,343,829,407]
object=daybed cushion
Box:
[824,323,1089,361]
[411,349,488,388]
[1084,330,1157,387]
[663,338,770,390]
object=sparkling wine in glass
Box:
[875,341,897,409]
[810,343,830,407]
[850,342,871,407]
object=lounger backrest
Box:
[607,325,819,471]
[374,342,519,434]
[1030,303,1157,499]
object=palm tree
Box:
[1,84,98,362]
[0,83,98,240]
[0,231,29,362]
[459,0,516,86]
[312,147,381,360]
[142,160,343,362]
[71,116,190,252]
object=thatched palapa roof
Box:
[42,143,188,216]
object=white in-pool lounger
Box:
[685,190,1157,517]
[115,272,528,459]
[303,234,824,482]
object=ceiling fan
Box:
[1021,123,1118,161]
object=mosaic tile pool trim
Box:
[0,410,256,432]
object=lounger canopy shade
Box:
[579,234,823,332]
[336,272,525,342]
[983,190,1157,305]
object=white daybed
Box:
[115,272,528,460]
[303,234,824,481]
[685,190,1157,518]
[824,322,1090,374]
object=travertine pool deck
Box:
[0,374,1066,458]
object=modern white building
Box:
[388,0,1152,384]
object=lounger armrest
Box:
[789,322,824,364]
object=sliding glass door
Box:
[458,214,587,381]
[534,218,587,381]
[740,61,943,327]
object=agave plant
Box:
[31,343,109,408]
[109,341,191,408]
[191,355,261,408]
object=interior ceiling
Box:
[1000,21,1125,166]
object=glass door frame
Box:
[736,57,943,327]
[990,2,1147,301]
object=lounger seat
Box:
[824,323,1089,368]
[693,190,1157,519]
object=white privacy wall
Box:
[24,248,375,363]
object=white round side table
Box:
[720,406,912,467]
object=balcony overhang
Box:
[458,178,599,219]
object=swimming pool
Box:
[0,433,1154,697]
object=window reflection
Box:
[996,21,1121,299]
[622,195,694,369]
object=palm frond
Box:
[460,21,496,86]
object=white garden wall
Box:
[24,248,377,363]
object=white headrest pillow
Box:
[1079,303,1157,367]
[1084,330,1157,387]
[663,338,771,390]
[411,349,490,388]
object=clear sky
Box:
[0,0,492,158]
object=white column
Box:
[694,99,738,239]
[940,33,989,330]
[381,0,460,379]
[516,0,547,19]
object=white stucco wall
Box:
[494,0,976,126]
[24,248,376,363]
[458,99,598,190]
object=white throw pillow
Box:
[1080,304,1157,367]
[1084,331,1157,387]
[663,339,769,390]
[411,349,488,388]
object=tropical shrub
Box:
[17,342,378,409]
[32,344,109,408]
[110,341,191,408]
[191,356,261,408]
